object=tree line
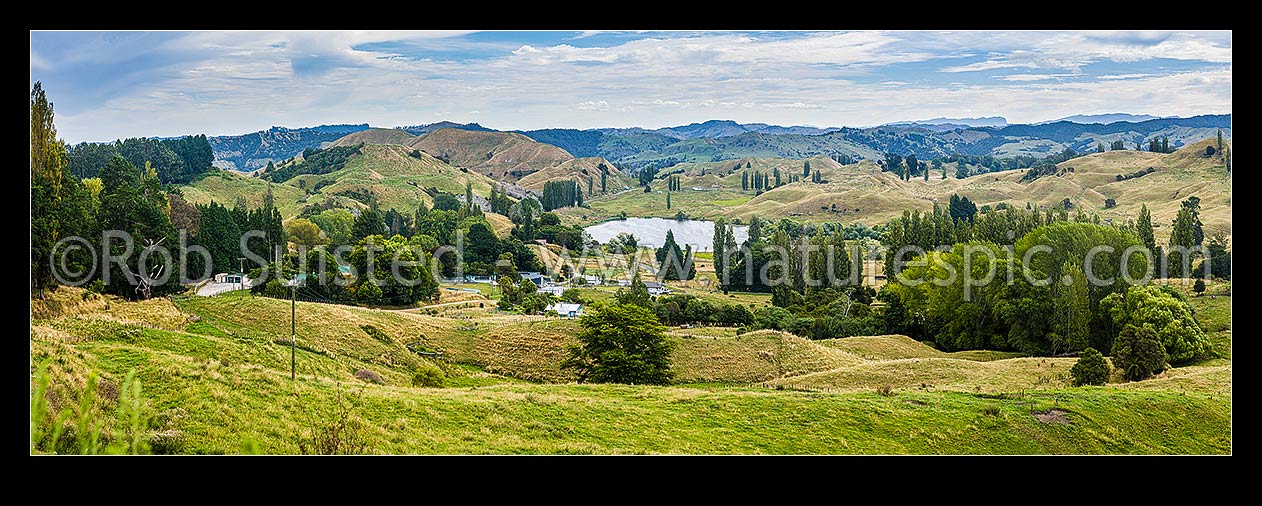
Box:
[541,179,584,211]
[68,134,215,185]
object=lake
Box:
[584,218,748,251]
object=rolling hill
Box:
[328,128,416,147]
[515,157,636,196]
[409,128,575,182]
[183,143,502,220]
[579,137,1231,243]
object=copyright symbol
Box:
[50,235,97,286]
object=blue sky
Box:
[30,30,1231,143]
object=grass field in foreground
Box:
[30,285,1231,454]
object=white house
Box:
[644,281,671,296]
[214,273,245,284]
[546,302,583,318]
[537,285,566,297]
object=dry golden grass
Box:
[517,157,634,194]
[815,334,1023,362]
[33,287,192,331]
[423,319,581,382]
[589,137,1230,239]
[484,212,515,238]
[672,330,865,383]
[771,356,1078,393]
[1116,364,1231,396]
[436,288,490,304]
[328,128,416,147]
[410,129,573,182]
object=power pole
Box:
[290,283,297,381]
[236,257,247,292]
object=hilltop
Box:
[409,128,576,182]
[328,128,416,147]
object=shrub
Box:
[298,387,367,455]
[353,369,385,385]
[360,325,393,344]
[1193,278,1206,296]
[561,304,674,385]
[981,406,1001,417]
[1070,347,1110,386]
[1111,324,1167,381]
[876,385,894,397]
[411,365,445,388]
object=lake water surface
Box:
[584,217,748,251]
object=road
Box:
[196,280,252,296]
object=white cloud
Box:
[938,30,1231,73]
[942,59,1038,73]
[1097,73,1154,80]
[993,73,1077,82]
[32,30,1232,142]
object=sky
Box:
[30,30,1232,144]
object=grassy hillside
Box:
[411,128,574,182]
[181,170,309,218]
[328,128,416,147]
[182,144,500,220]
[516,157,636,196]
[30,286,1230,454]
[582,138,1230,242]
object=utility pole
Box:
[236,257,247,292]
[290,282,296,381]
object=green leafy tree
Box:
[31,82,96,295]
[348,234,438,305]
[1110,324,1166,381]
[655,230,694,280]
[1136,204,1156,252]
[1100,285,1207,365]
[1167,197,1203,277]
[1070,347,1110,386]
[465,222,501,270]
[431,193,461,212]
[194,201,241,274]
[96,156,180,298]
[310,208,355,246]
[561,304,674,385]
[615,274,654,309]
[351,209,387,242]
[287,218,326,247]
[1205,235,1231,280]
[1050,261,1091,354]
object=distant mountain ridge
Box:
[884,116,1009,128]
[1041,113,1168,125]
[207,115,1231,172]
[208,123,370,171]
